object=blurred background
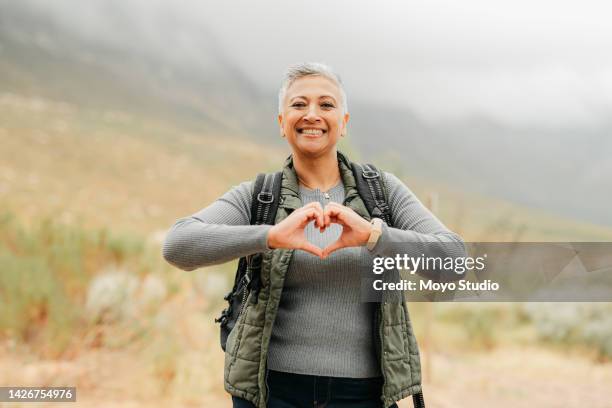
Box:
[1,0,611,407]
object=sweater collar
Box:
[279,151,357,211]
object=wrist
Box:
[266,226,278,249]
[366,218,383,251]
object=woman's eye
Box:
[291,102,306,108]
[321,103,335,109]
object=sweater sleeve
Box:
[370,172,467,277]
[162,181,272,271]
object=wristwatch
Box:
[366,218,383,251]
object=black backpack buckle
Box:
[377,202,391,215]
[214,308,229,324]
[247,253,263,270]
[257,192,274,204]
[362,169,380,179]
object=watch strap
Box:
[366,218,383,251]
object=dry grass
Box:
[0,93,284,235]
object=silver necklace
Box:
[297,175,340,199]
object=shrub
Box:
[523,303,612,360]
[85,269,139,324]
[0,211,158,355]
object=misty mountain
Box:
[0,1,278,139]
[1,1,610,227]
[349,106,612,227]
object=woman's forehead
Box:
[285,75,341,100]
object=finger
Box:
[322,240,344,259]
[300,208,320,228]
[326,202,355,219]
[325,204,361,227]
[323,204,341,218]
[300,241,323,258]
[311,201,324,229]
[302,202,324,228]
[323,202,338,224]
[328,213,346,227]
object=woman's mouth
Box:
[297,128,326,136]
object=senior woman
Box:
[163,62,465,408]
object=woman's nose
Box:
[303,105,321,122]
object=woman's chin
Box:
[294,143,334,157]
[293,136,336,155]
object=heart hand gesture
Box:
[267,201,374,259]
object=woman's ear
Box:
[341,112,350,137]
[278,114,285,137]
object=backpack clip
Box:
[362,169,380,179]
[257,192,274,204]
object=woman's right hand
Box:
[267,202,325,258]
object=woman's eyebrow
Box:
[318,95,337,102]
[289,96,307,102]
[289,95,337,102]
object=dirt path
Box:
[406,346,612,408]
[2,343,611,408]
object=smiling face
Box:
[278,75,349,158]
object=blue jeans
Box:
[232,369,398,408]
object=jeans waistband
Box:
[267,369,384,404]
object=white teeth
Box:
[301,129,323,135]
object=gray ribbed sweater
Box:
[162,172,463,378]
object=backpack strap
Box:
[350,163,393,227]
[227,171,278,299]
[250,172,283,226]
[246,171,283,302]
[215,172,283,341]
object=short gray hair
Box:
[278,62,348,114]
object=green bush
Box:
[0,211,156,355]
[523,303,612,360]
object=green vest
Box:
[224,152,422,408]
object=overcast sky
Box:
[19,0,612,129]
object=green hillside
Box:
[0,94,284,235]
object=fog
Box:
[14,0,612,129]
[3,0,612,225]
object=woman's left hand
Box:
[321,202,373,258]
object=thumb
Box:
[322,239,345,259]
[300,241,323,258]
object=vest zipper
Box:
[261,252,293,406]
[240,272,250,313]
[375,303,388,404]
